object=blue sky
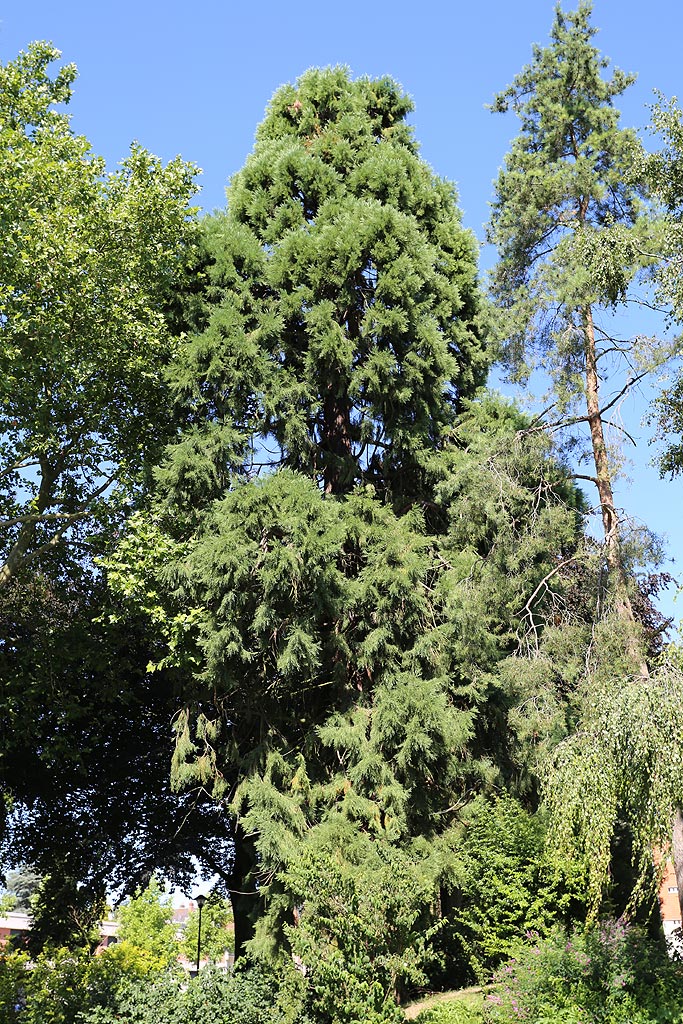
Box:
[2,0,682,627]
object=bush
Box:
[79,959,312,1024]
[483,920,683,1024]
[435,797,586,988]
[0,944,176,1024]
[282,832,434,1022]
[0,951,29,1024]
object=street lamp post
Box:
[195,894,206,974]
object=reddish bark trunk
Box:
[322,383,352,495]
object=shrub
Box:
[0,950,29,1024]
[483,920,683,1024]
[436,797,586,988]
[79,958,312,1024]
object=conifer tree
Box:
[488,0,650,628]
[488,1,683,915]
[163,66,488,509]
[107,69,584,964]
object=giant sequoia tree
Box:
[163,67,488,507]
[103,69,586,969]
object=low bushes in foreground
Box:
[484,920,683,1023]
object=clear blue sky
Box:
[2,1,682,627]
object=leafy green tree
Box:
[108,66,490,957]
[112,413,581,967]
[0,43,225,944]
[116,876,179,966]
[0,42,198,588]
[0,942,173,1024]
[0,569,234,926]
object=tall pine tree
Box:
[488,1,683,916]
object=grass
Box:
[403,986,485,1021]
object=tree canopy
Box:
[0,42,199,588]
[162,66,488,508]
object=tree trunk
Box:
[582,306,648,676]
[672,808,683,922]
[0,524,36,588]
[583,307,635,619]
[227,824,260,961]
[0,457,58,589]
[322,382,352,495]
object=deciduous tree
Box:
[0,42,198,588]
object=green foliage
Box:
[105,64,586,977]
[0,949,28,1024]
[486,0,682,929]
[78,960,311,1024]
[488,0,651,394]
[0,573,231,912]
[180,960,312,1024]
[647,96,683,477]
[484,921,683,1024]
[27,870,106,954]
[276,821,436,1020]
[0,938,179,1024]
[0,893,16,914]
[109,396,584,956]
[647,96,683,323]
[416,998,483,1024]
[163,65,487,506]
[116,876,179,966]
[436,797,586,987]
[542,657,683,914]
[3,866,42,910]
[0,946,131,1024]
[0,41,199,586]
[0,43,210,936]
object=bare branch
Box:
[520,555,579,621]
